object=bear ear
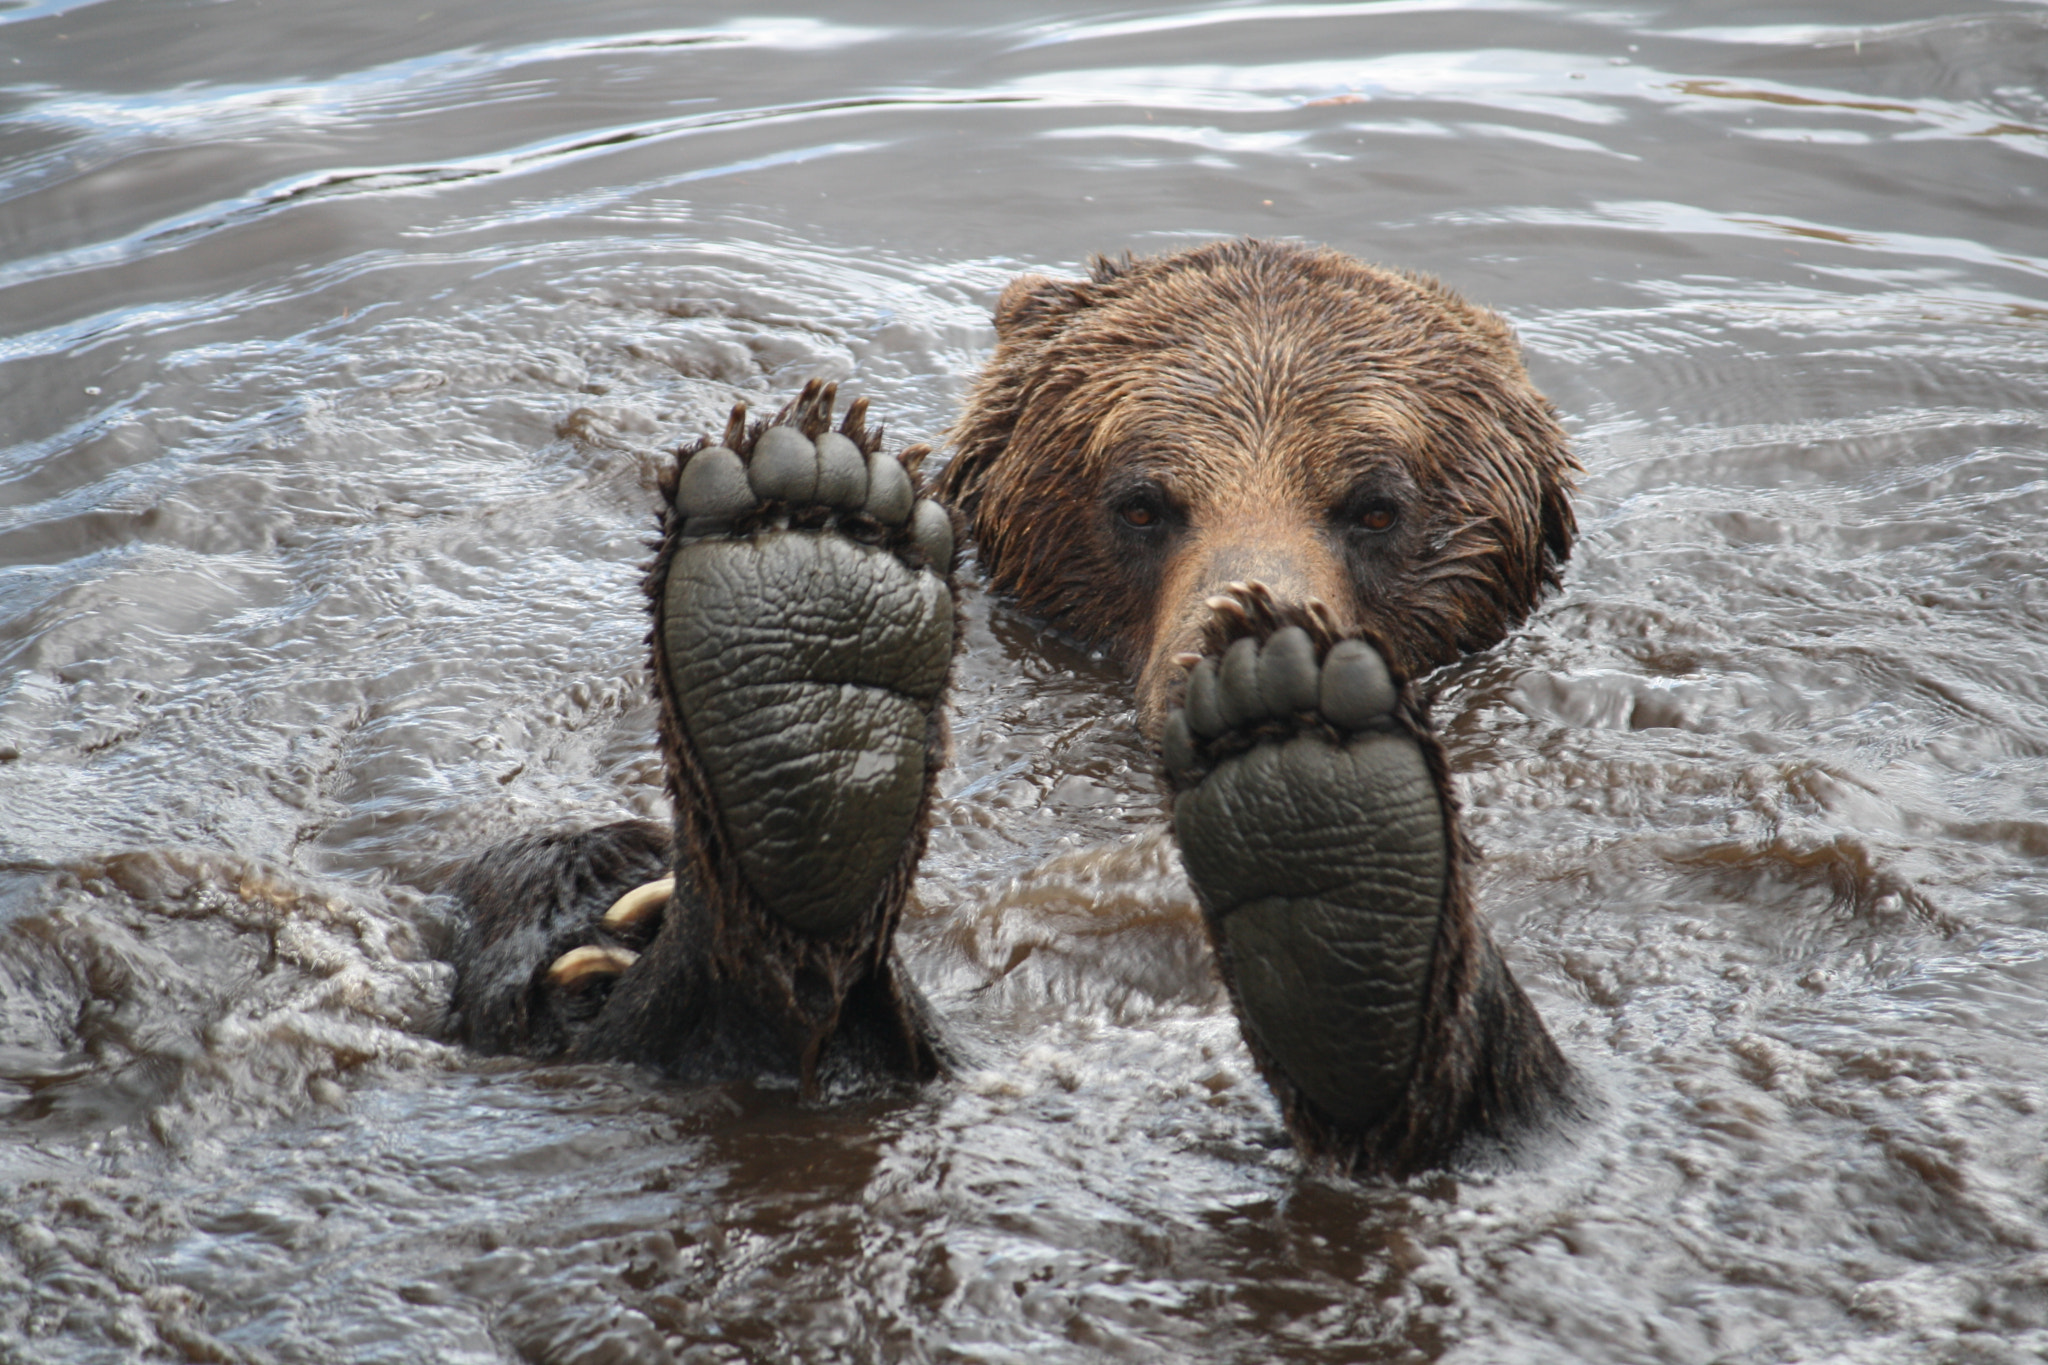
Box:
[992,273,1089,339]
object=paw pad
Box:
[652,379,958,942]
[1163,609,1404,787]
[1163,586,1447,1133]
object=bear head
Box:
[936,237,1578,731]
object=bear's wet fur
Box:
[448,238,1582,1176]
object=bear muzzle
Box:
[1136,534,1354,736]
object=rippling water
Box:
[2,1,2045,1361]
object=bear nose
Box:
[1197,544,1326,601]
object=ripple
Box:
[4,1,2047,1361]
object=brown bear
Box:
[447,238,1581,1177]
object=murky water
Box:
[2,1,2045,1360]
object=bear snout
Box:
[1136,530,1353,734]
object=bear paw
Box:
[650,380,957,942]
[1163,584,1446,1134]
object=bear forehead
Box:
[1072,370,1440,460]
[1027,336,1504,503]
[1012,250,1538,485]
[1057,242,1516,370]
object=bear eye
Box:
[1356,500,1400,533]
[1112,485,1172,532]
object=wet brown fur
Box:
[937,238,1578,729]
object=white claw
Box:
[546,945,641,988]
[601,875,674,931]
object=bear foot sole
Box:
[451,383,957,1089]
[1165,583,1576,1174]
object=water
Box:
[2,1,2045,1360]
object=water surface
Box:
[2,1,2046,1361]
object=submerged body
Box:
[450,240,1582,1175]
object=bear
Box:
[447,237,1581,1177]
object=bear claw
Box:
[547,944,641,990]
[601,876,673,933]
[668,381,953,576]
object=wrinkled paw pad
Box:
[655,380,956,942]
[1163,590,1443,1131]
[1161,621,1400,788]
[664,377,954,574]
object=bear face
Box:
[937,238,1579,725]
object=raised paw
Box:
[651,380,958,942]
[1163,583,1575,1173]
[1163,585,1444,1139]
[450,383,957,1086]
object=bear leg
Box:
[1162,584,1576,1175]
[449,383,955,1091]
